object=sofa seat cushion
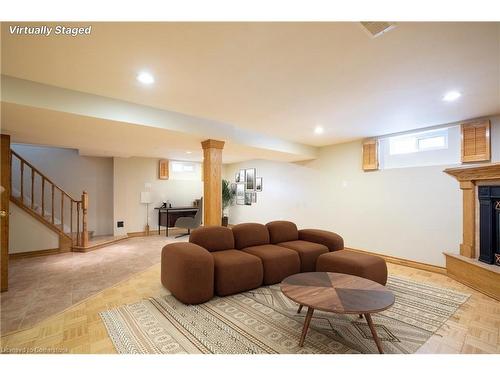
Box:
[211,250,263,296]
[316,250,388,285]
[242,244,300,285]
[277,240,329,272]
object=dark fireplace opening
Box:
[478,186,500,266]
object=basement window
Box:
[169,160,201,181]
[389,129,448,155]
[171,161,195,172]
[380,126,460,169]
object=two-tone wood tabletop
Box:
[281,272,395,353]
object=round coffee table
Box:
[280,272,395,353]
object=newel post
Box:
[81,191,89,247]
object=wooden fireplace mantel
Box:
[444,162,500,182]
[444,163,500,258]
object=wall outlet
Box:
[117,221,124,228]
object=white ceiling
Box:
[1,22,500,149]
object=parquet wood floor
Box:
[1,241,499,354]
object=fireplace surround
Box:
[444,163,500,300]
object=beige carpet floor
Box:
[100,276,470,354]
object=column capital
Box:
[201,139,225,150]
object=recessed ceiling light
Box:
[314,126,324,135]
[137,71,155,85]
[186,151,192,154]
[443,91,461,102]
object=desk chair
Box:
[174,198,203,238]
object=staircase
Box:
[9,149,126,252]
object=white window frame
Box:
[389,129,449,156]
[171,161,195,173]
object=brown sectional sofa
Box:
[161,220,388,305]
[161,220,344,304]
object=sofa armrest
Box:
[298,229,344,252]
[161,242,214,304]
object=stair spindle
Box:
[31,168,35,210]
[77,202,81,246]
[70,200,73,242]
[20,160,24,204]
[41,177,45,218]
[51,184,54,224]
[61,191,64,233]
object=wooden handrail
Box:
[11,150,80,203]
[10,149,89,248]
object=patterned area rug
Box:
[100,276,470,354]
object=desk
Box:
[155,207,199,236]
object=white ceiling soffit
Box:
[1,75,317,162]
[2,22,499,147]
[0,102,308,164]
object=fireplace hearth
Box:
[478,186,500,266]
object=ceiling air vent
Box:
[360,22,396,38]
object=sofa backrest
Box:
[266,221,299,244]
[189,226,235,252]
[232,223,270,249]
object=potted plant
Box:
[221,179,235,226]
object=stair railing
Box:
[10,150,89,247]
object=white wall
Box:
[9,203,59,254]
[224,116,500,267]
[113,157,203,235]
[11,144,114,236]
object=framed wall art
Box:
[236,182,245,205]
[245,168,256,190]
[255,177,263,192]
